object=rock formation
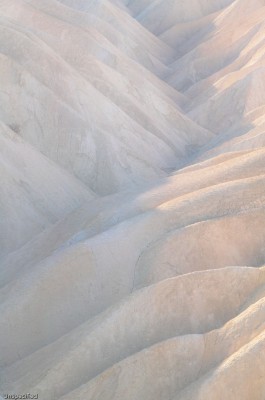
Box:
[0,0,265,399]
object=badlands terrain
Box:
[1,0,265,399]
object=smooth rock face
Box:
[0,1,265,399]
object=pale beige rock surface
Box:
[0,0,265,399]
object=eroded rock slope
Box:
[0,1,265,399]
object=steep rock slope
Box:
[0,121,94,257]
[0,0,212,195]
